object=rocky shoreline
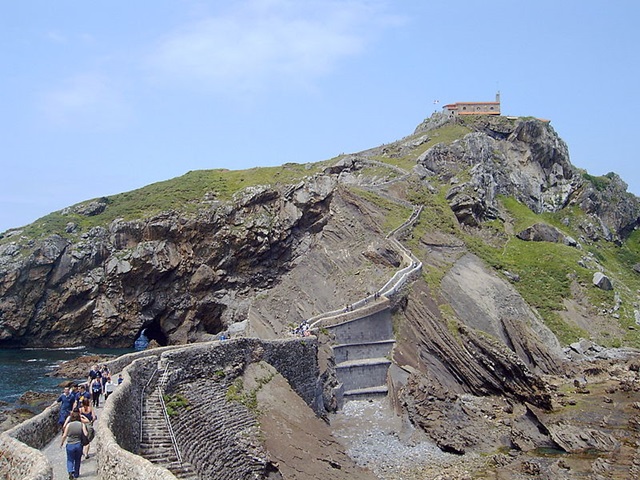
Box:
[0,353,114,433]
[0,390,57,432]
[327,340,640,479]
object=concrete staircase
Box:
[327,307,395,403]
[139,372,199,480]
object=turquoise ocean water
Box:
[0,347,133,407]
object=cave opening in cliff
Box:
[136,320,168,347]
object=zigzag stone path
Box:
[308,168,423,405]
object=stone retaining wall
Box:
[328,309,393,344]
[159,337,320,479]
[333,340,394,363]
[162,337,319,411]
[335,359,391,390]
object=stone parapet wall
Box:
[105,344,186,377]
[312,298,389,329]
[333,340,394,363]
[6,400,60,449]
[162,337,319,410]
[0,432,52,480]
[0,397,60,480]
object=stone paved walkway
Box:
[42,401,104,480]
[43,432,98,480]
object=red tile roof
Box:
[457,111,500,115]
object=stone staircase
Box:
[327,308,395,403]
[139,371,199,480]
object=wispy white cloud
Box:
[147,0,401,94]
[45,31,94,45]
[46,31,67,44]
[39,73,132,130]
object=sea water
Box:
[0,347,134,406]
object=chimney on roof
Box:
[496,91,501,103]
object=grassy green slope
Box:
[366,118,640,348]
[4,162,328,242]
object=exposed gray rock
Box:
[362,243,402,268]
[74,200,108,216]
[568,339,603,356]
[413,111,450,134]
[412,163,435,179]
[503,270,520,282]
[547,423,618,454]
[593,272,613,290]
[441,254,565,375]
[571,173,640,240]
[563,235,578,247]
[510,407,555,452]
[515,223,579,249]
[415,117,639,239]
[516,223,563,243]
[418,118,578,226]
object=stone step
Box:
[141,431,170,437]
[333,340,395,363]
[139,378,200,478]
[344,385,389,397]
[140,443,175,450]
[141,452,178,462]
[333,339,395,349]
[335,357,392,369]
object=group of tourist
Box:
[291,320,311,336]
[56,364,122,479]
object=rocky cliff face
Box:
[1,114,638,353]
[2,112,640,477]
[417,115,639,240]
[0,176,336,347]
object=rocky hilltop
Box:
[2,113,640,478]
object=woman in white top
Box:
[104,375,116,400]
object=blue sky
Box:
[1,1,638,233]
